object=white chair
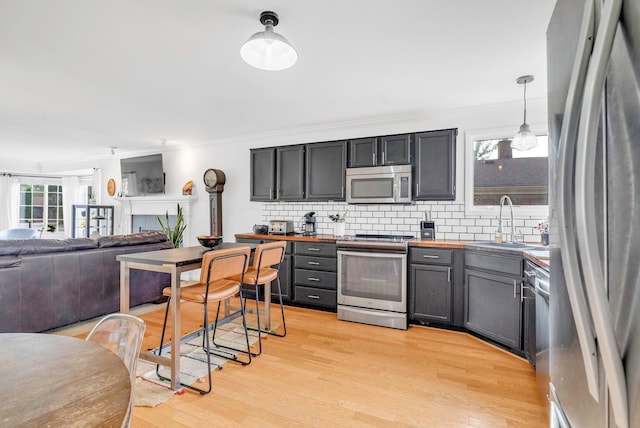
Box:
[86,313,146,428]
[0,228,39,239]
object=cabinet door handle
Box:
[520,281,525,303]
[308,295,320,299]
[307,248,321,252]
[513,280,519,299]
[422,254,439,259]
[269,189,274,199]
[372,152,376,165]
[307,261,320,266]
[381,151,385,165]
[447,267,451,283]
[308,277,320,282]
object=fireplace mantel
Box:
[114,195,197,246]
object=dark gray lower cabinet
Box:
[409,247,463,327]
[411,264,451,323]
[293,242,337,310]
[464,250,523,352]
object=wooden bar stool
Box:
[156,246,251,395]
[233,241,287,356]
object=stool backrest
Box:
[253,241,287,270]
[200,246,251,285]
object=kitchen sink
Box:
[469,241,548,251]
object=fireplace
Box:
[115,195,196,246]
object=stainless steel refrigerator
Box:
[547,0,640,427]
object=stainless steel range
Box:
[336,234,414,330]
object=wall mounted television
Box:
[120,154,165,196]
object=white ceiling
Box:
[0,0,557,167]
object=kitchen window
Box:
[465,126,549,217]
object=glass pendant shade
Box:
[511,75,537,151]
[240,16,297,71]
[511,122,538,151]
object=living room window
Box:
[19,183,64,233]
[465,126,549,217]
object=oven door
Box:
[337,250,407,313]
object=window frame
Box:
[18,177,64,233]
[464,124,549,218]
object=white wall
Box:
[38,98,548,245]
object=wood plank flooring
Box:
[127,301,547,427]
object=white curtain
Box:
[92,168,102,204]
[0,175,18,230]
[62,176,82,238]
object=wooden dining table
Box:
[117,242,262,390]
[0,333,130,427]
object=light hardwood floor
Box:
[120,301,547,428]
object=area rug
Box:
[134,315,277,407]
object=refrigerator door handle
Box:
[556,0,600,402]
[574,0,628,427]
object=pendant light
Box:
[240,11,298,71]
[511,75,538,151]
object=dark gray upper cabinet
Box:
[380,134,411,165]
[347,134,411,167]
[306,140,347,200]
[250,148,276,201]
[347,137,377,167]
[276,145,305,201]
[414,129,457,200]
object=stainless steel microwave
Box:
[345,165,412,204]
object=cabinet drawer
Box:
[294,286,337,308]
[294,255,337,272]
[465,251,522,276]
[294,269,337,290]
[410,247,453,265]
[293,242,336,257]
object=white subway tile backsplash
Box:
[260,201,547,242]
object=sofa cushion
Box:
[98,231,169,248]
[0,256,20,269]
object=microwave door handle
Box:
[556,0,600,402]
[574,0,628,426]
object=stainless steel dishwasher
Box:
[524,260,550,403]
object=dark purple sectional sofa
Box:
[0,231,173,333]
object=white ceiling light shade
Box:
[240,11,297,71]
[511,75,538,151]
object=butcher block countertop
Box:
[234,233,550,269]
[234,233,338,243]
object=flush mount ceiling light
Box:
[511,75,538,151]
[240,11,297,71]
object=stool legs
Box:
[155,296,253,395]
[242,277,288,357]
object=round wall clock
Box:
[107,178,116,196]
[203,168,226,193]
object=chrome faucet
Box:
[498,195,516,243]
